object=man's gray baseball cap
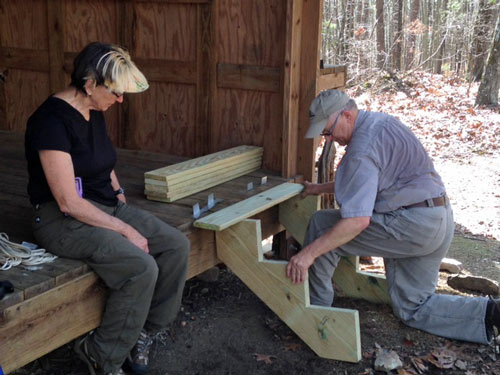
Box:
[306,89,350,138]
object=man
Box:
[286,89,499,344]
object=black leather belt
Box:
[403,196,447,209]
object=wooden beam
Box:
[296,0,323,182]
[63,54,197,85]
[316,71,346,95]
[46,0,65,92]
[194,183,303,231]
[281,0,303,178]
[0,47,49,72]
[279,194,320,245]
[216,219,361,362]
[137,58,197,84]
[217,63,281,93]
[333,256,390,304]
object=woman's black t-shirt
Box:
[25,96,118,206]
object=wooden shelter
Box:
[0,1,360,372]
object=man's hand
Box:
[286,250,315,284]
[301,181,318,198]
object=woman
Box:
[25,42,190,375]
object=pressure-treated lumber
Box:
[194,183,303,231]
[279,194,321,245]
[145,145,262,183]
[145,145,263,202]
[145,157,262,195]
[216,219,361,362]
[333,256,390,304]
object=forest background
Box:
[321,0,500,105]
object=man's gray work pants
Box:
[32,200,190,372]
[306,203,490,344]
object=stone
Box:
[447,275,500,295]
[439,258,463,274]
[374,348,403,372]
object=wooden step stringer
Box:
[216,219,362,362]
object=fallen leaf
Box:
[253,353,276,365]
[397,369,418,375]
[410,357,428,374]
[427,348,457,369]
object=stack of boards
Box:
[144,145,263,202]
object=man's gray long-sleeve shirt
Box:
[335,110,446,218]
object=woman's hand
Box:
[122,225,150,253]
[286,250,315,284]
[117,193,126,204]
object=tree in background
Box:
[476,12,500,105]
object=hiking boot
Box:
[74,334,127,375]
[485,297,500,341]
[125,329,153,375]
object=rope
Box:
[0,232,57,271]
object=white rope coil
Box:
[0,232,57,271]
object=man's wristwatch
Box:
[114,187,125,196]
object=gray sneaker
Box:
[125,329,153,375]
[74,334,127,375]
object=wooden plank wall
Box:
[212,0,287,173]
[0,0,332,178]
[0,0,211,158]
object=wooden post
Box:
[208,0,218,154]
[281,0,303,179]
[46,0,65,93]
[296,0,323,182]
[0,68,6,131]
[196,2,213,157]
[118,0,136,148]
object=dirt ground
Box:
[12,74,500,375]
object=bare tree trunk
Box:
[406,0,421,70]
[434,0,449,74]
[376,0,386,69]
[476,13,500,106]
[470,0,495,82]
[392,0,403,71]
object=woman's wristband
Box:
[114,187,125,196]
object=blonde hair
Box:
[71,42,149,95]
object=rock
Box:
[374,349,403,372]
[447,275,500,295]
[196,266,220,282]
[439,258,463,274]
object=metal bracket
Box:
[193,193,223,219]
[246,176,268,192]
